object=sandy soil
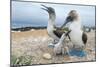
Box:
[11,29,96,65]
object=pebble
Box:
[63,55,70,60]
[43,53,52,60]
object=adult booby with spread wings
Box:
[41,5,70,45]
[61,10,87,49]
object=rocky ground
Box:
[11,29,96,65]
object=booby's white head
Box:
[66,10,80,24]
[41,5,56,20]
[61,10,81,28]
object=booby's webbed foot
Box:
[48,39,59,48]
[48,43,55,48]
[69,48,86,57]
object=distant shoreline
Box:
[11,26,95,32]
[11,26,47,32]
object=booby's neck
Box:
[48,13,56,28]
[69,20,82,31]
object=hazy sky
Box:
[12,1,95,28]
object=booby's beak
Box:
[61,16,72,28]
[66,16,73,24]
[41,4,49,12]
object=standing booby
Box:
[41,5,70,44]
[61,10,87,49]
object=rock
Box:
[43,53,52,60]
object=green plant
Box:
[11,55,33,66]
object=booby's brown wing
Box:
[53,27,71,40]
[53,28,65,38]
[82,32,87,44]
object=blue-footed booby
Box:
[41,5,70,45]
[61,10,87,49]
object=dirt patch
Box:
[11,29,96,65]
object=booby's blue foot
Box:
[48,43,55,48]
[68,49,86,57]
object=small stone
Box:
[43,53,52,60]
[63,55,70,60]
